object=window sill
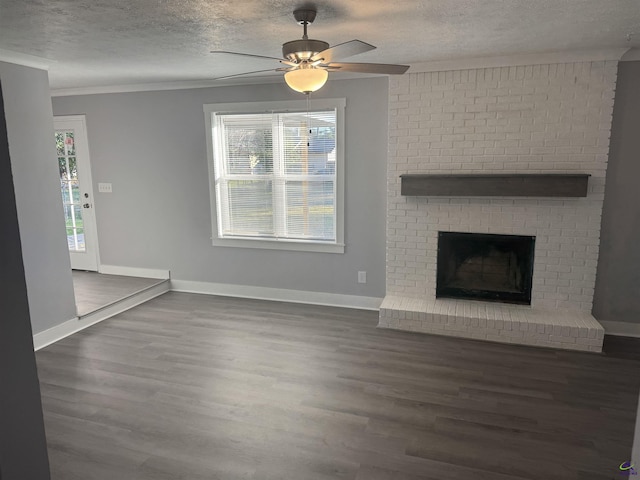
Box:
[212,237,345,254]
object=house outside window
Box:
[204,99,345,253]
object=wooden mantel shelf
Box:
[400,174,590,197]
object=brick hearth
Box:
[380,296,604,352]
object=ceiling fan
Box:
[210,7,410,94]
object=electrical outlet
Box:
[98,182,112,193]
[358,271,367,284]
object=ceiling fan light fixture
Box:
[284,67,328,94]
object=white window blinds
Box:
[212,109,338,244]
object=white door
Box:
[54,115,99,271]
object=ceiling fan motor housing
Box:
[282,39,330,62]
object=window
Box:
[204,99,345,253]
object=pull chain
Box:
[307,93,311,147]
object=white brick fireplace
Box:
[380,60,619,352]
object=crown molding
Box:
[50,75,285,97]
[621,48,640,61]
[0,48,53,70]
[50,47,632,97]
[408,48,630,74]
[50,71,383,97]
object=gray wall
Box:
[634,396,640,472]
[0,82,51,479]
[52,78,388,299]
[0,62,77,334]
[593,61,640,325]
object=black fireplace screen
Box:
[436,232,535,305]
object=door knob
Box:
[83,203,91,209]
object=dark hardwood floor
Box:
[36,292,640,480]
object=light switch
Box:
[98,183,112,193]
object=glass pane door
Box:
[56,130,85,252]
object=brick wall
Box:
[387,61,618,311]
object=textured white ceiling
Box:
[0,0,639,90]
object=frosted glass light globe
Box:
[284,67,328,94]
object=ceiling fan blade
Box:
[210,50,286,63]
[279,59,298,67]
[310,40,376,63]
[212,68,279,81]
[325,62,409,75]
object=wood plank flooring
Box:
[72,271,166,316]
[36,292,640,480]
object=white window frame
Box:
[204,99,346,254]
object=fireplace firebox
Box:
[436,232,535,305]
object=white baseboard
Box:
[599,320,640,338]
[99,265,170,279]
[33,317,79,351]
[33,280,170,351]
[170,279,383,311]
